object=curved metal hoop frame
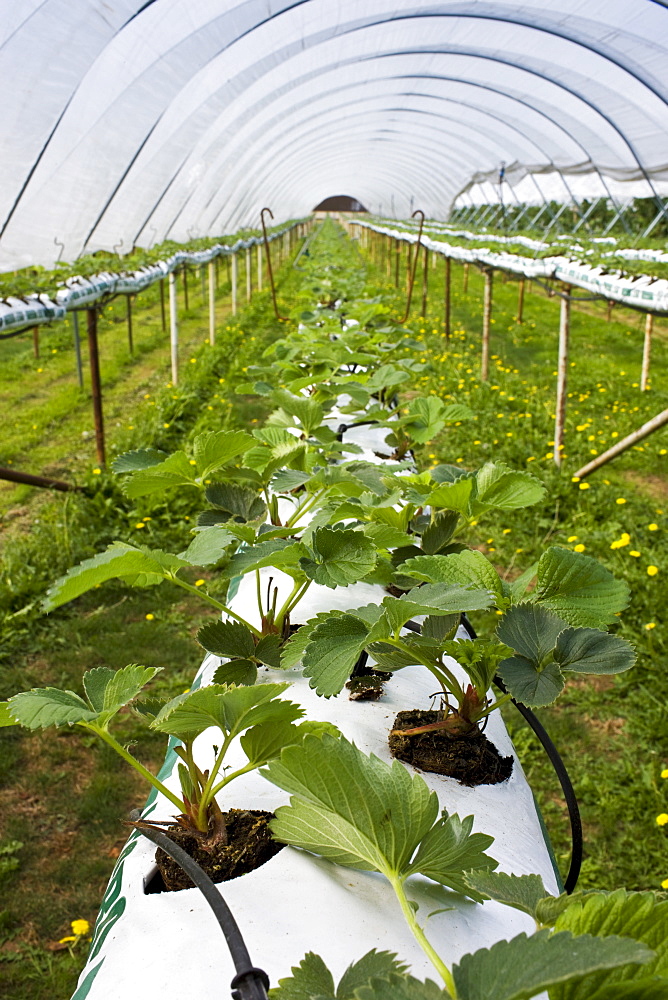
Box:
[260,206,290,321]
[397,209,425,323]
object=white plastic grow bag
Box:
[72,569,560,1000]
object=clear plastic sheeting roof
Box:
[1,1,668,270]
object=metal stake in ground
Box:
[481,268,493,381]
[246,248,252,301]
[169,271,178,386]
[260,208,289,321]
[208,261,216,346]
[397,210,425,324]
[554,285,571,468]
[641,313,653,391]
[86,306,106,467]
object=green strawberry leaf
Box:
[301,527,377,589]
[533,548,630,628]
[463,871,550,918]
[453,929,652,1000]
[197,620,256,659]
[111,448,167,473]
[194,429,255,480]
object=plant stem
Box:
[276,579,311,626]
[196,733,234,830]
[88,726,186,815]
[170,575,262,638]
[255,570,264,620]
[476,693,512,719]
[389,874,456,997]
[385,636,463,698]
[285,488,326,528]
[210,760,257,797]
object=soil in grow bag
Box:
[388,710,513,786]
[154,809,283,892]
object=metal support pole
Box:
[444,257,451,343]
[463,262,469,294]
[641,313,653,391]
[169,271,178,386]
[517,279,525,324]
[208,261,216,346]
[574,406,668,479]
[126,296,133,354]
[481,269,493,381]
[86,307,105,467]
[246,248,252,301]
[421,246,429,318]
[554,287,571,468]
[257,245,263,292]
[72,311,83,387]
[395,239,400,287]
[231,253,238,315]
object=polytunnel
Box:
[2,0,668,268]
[2,5,668,1000]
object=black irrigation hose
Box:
[132,815,269,1000]
[459,614,582,893]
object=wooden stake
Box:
[159,279,166,332]
[32,326,39,358]
[246,248,252,301]
[517,278,525,324]
[200,266,206,302]
[0,466,80,492]
[444,257,451,342]
[231,253,238,315]
[72,312,83,387]
[421,246,429,318]
[554,286,571,468]
[126,296,134,354]
[257,244,263,292]
[208,261,216,346]
[169,271,178,385]
[182,267,189,310]
[574,407,668,480]
[641,312,653,391]
[463,262,469,294]
[86,307,105,467]
[395,240,400,287]
[481,269,493,381]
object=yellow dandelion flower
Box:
[648,566,659,576]
[574,544,585,553]
[195,579,205,587]
[616,498,626,505]
[649,523,659,531]
[657,814,668,826]
[645,622,656,630]
[661,769,668,779]
[630,550,641,557]
[92,468,101,475]
[579,483,590,490]
[145,614,154,621]
[71,919,90,937]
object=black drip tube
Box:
[132,814,269,1000]
[458,614,582,893]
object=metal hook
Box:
[53,236,65,264]
[113,238,124,255]
[260,207,289,321]
[396,209,425,324]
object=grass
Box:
[1,224,667,996]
